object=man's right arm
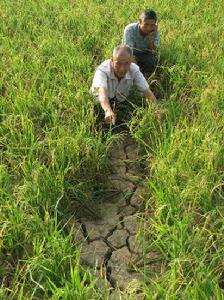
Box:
[149,27,160,50]
[97,88,116,125]
[91,70,116,125]
[134,68,157,104]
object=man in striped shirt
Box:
[90,45,157,125]
[123,9,159,75]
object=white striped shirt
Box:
[90,59,149,102]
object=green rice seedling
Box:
[1,0,224,298]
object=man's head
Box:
[111,45,133,78]
[139,9,157,35]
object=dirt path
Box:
[73,133,160,296]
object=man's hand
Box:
[147,100,162,124]
[149,24,158,50]
[144,88,162,122]
[97,87,116,125]
[151,24,158,33]
[144,89,157,104]
[105,109,116,125]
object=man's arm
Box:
[91,69,116,125]
[144,88,162,122]
[134,69,157,102]
[98,88,116,125]
[133,68,157,105]
[149,26,159,50]
[144,88,157,104]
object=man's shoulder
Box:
[124,23,138,32]
[96,59,111,73]
[130,62,140,73]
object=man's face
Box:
[111,55,132,78]
[139,18,156,34]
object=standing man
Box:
[123,9,159,74]
[90,45,157,125]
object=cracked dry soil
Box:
[73,133,160,295]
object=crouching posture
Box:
[123,9,159,75]
[90,45,157,125]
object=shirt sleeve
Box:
[90,69,108,96]
[133,70,149,92]
[154,31,160,48]
[123,26,135,49]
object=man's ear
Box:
[111,56,114,62]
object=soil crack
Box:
[72,133,160,291]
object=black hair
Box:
[140,9,157,21]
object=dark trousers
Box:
[134,51,158,75]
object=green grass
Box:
[1,0,224,298]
